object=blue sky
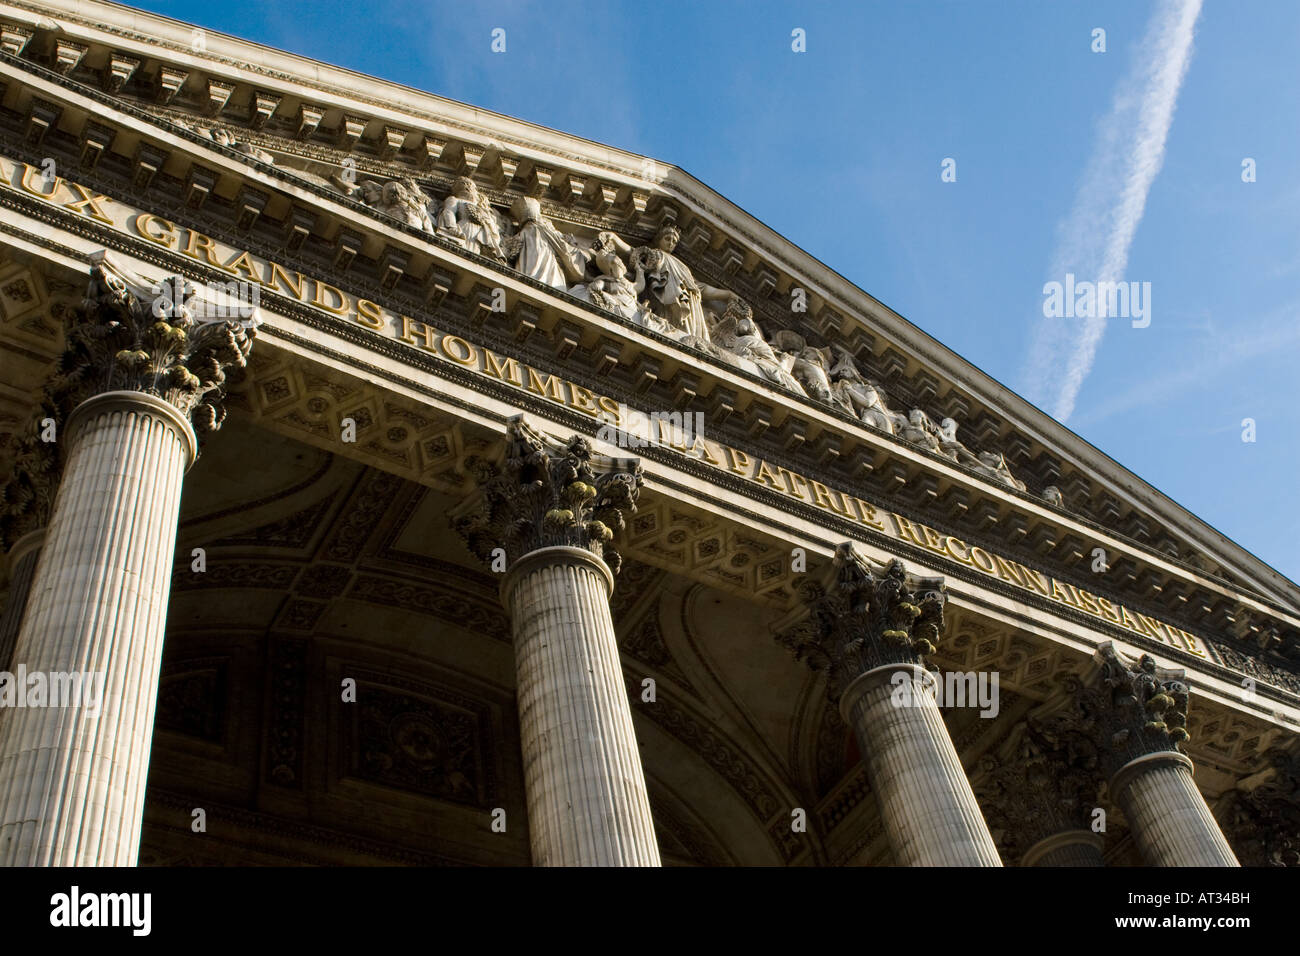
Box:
[131,0,1300,584]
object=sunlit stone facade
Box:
[0,0,1296,867]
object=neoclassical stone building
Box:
[0,0,1296,867]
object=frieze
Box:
[170,561,300,592]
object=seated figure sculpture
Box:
[898,408,943,453]
[569,233,654,328]
[355,178,437,233]
[974,451,1027,491]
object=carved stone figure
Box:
[502,197,587,290]
[772,332,834,403]
[207,126,275,164]
[627,224,738,344]
[569,232,650,325]
[974,451,1027,491]
[358,178,437,233]
[437,176,506,259]
[898,409,942,454]
[937,417,983,467]
[1042,485,1065,507]
[712,304,806,395]
[828,349,897,434]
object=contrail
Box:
[1023,0,1203,422]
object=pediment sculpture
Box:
[898,408,943,454]
[710,301,805,394]
[172,116,276,165]
[437,176,509,260]
[828,347,897,435]
[569,231,650,326]
[937,417,982,468]
[772,332,835,404]
[503,196,588,291]
[973,451,1026,491]
[628,224,739,346]
[358,178,438,234]
[296,153,1035,496]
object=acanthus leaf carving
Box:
[775,543,946,701]
[47,256,255,435]
[453,415,642,575]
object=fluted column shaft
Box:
[0,391,195,866]
[1023,830,1105,867]
[1112,752,1240,867]
[502,545,659,866]
[841,663,1002,866]
[0,529,44,672]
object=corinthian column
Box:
[1039,643,1239,867]
[777,544,1001,866]
[0,254,253,866]
[455,416,659,866]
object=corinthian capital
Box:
[775,543,946,700]
[454,415,642,574]
[47,253,255,433]
[1036,643,1192,782]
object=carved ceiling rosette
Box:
[1218,748,1300,866]
[1032,643,1192,784]
[775,543,946,701]
[45,255,255,434]
[453,415,642,575]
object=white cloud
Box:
[1023,0,1203,423]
